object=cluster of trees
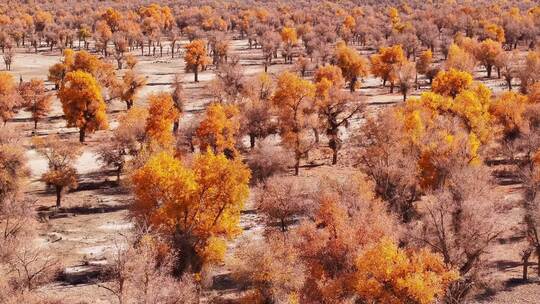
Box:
[0,127,62,303]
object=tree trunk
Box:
[194,67,199,82]
[350,77,357,92]
[173,120,179,134]
[332,148,338,165]
[249,134,255,149]
[55,186,62,208]
[79,128,86,143]
[537,246,540,277]
[487,65,492,78]
[522,249,531,281]
[34,120,38,129]
[294,156,300,176]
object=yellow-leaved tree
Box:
[334,41,369,92]
[195,103,240,156]
[272,71,317,175]
[355,238,458,304]
[281,26,297,64]
[145,92,179,149]
[0,72,23,124]
[314,65,364,164]
[130,150,250,274]
[184,39,210,82]
[370,45,406,93]
[58,70,108,142]
[431,68,473,98]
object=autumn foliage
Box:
[131,150,250,273]
[58,70,108,142]
[144,93,179,149]
[355,238,458,304]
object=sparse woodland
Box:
[1,0,540,303]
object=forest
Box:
[0,0,539,303]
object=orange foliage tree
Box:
[489,91,529,141]
[431,68,473,98]
[144,93,179,149]
[354,238,458,304]
[370,45,406,93]
[475,39,504,78]
[113,70,146,110]
[184,39,210,82]
[281,26,297,64]
[0,72,23,124]
[58,71,108,142]
[314,65,364,164]
[130,150,250,273]
[272,71,317,175]
[334,42,369,92]
[195,103,239,156]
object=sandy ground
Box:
[3,39,539,303]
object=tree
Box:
[445,43,476,74]
[496,50,519,90]
[240,97,276,150]
[184,39,210,82]
[3,46,14,71]
[272,71,317,175]
[314,65,364,164]
[281,26,297,64]
[58,71,108,142]
[130,150,250,274]
[256,176,314,233]
[519,51,540,94]
[354,238,458,304]
[233,233,305,303]
[195,103,239,156]
[294,176,398,302]
[170,74,185,134]
[100,233,198,304]
[145,93,179,149]
[125,54,138,70]
[247,140,292,183]
[114,70,146,110]
[370,45,406,93]
[396,61,416,102]
[334,42,369,92]
[48,62,67,90]
[34,135,81,208]
[431,68,473,98]
[18,79,52,129]
[208,58,245,103]
[356,111,420,221]
[416,49,433,85]
[489,92,529,141]
[410,166,505,301]
[112,33,128,69]
[475,39,504,78]
[0,129,29,203]
[114,106,149,154]
[260,31,281,72]
[0,72,23,124]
